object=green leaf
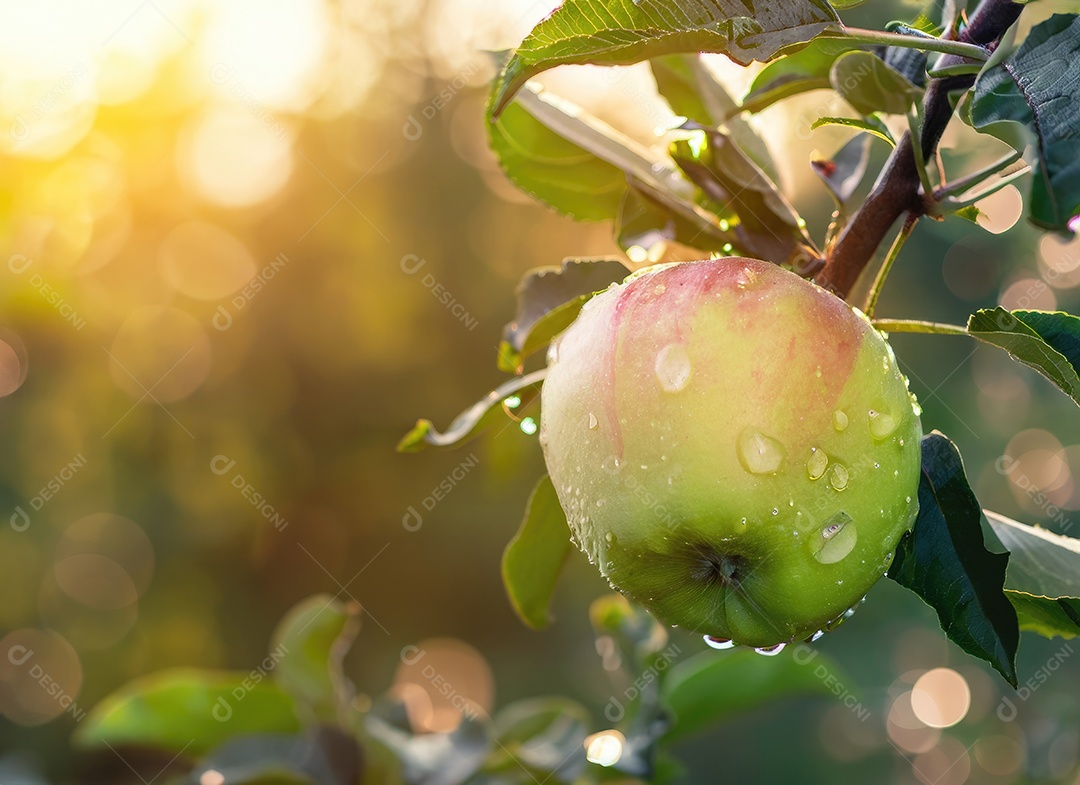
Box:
[811,133,870,204]
[271,595,359,725]
[489,697,590,778]
[487,97,626,221]
[196,732,362,785]
[661,647,850,741]
[499,258,628,373]
[365,704,491,785]
[967,308,1080,408]
[971,14,1080,233]
[829,50,922,115]
[887,432,1020,686]
[490,0,840,116]
[649,54,777,180]
[669,126,818,267]
[985,510,1080,639]
[810,115,896,146]
[502,475,572,630]
[397,370,546,453]
[742,38,855,114]
[1006,591,1080,640]
[75,669,301,756]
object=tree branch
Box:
[814,0,1024,299]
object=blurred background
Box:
[0,0,1078,782]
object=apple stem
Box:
[814,0,1025,299]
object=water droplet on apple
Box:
[547,342,559,364]
[829,464,849,491]
[704,636,736,650]
[754,643,786,656]
[605,532,615,545]
[771,508,779,516]
[905,495,912,504]
[807,630,825,643]
[588,412,599,430]
[868,408,898,439]
[597,499,606,508]
[813,512,857,564]
[737,429,785,474]
[806,447,828,480]
[655,344,692,392]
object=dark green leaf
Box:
[742,38,855,114]
[487,97,626,222]
[397,370,546,453]
[271,595,359,726]
[971,14,1080,232]
[669,126,819,267]
[499,259,628,374]
[811,133,870,204]
[985,510,1080,639]
[967,308,1080,408]
[829,51,922,115]
[810,115,895,146]
[887,432,1019,686]
[490,0,840,116]
[502,475,572,630]
[661,647,850,741]
[75,670,301,755]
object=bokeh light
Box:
[910,668,971,728]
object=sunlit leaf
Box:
[502,475,573,630]
[810,115,896,146]
[499,258,628,373]
[662,648,850,741]
[397,371,546,453]
[887,432,1019,686]
[967,308,1080,408]
[271,595,359,726]
[971,14,1080,232]
[986,510,1080,639]
[742,38,855,114]
[829,51,922,115]
[490,0,840,116]
[75,670,301,756]
[670,125,819,267]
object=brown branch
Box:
[814,0,1024,299]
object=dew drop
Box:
[735,266,758,289]
[807,630,825,643]
[806,447,828,480]
[868,408,898,439]
[829,464,849,491]
[754,643,786,656]
[771,508,779,516]
[905,495,912,504]
[588,412,599,430]
[833,410,849,431]
[812,512,857,564]
[547,342,559,364]
[597,499,606,508]
[737,429,785,474]
[655,344,692,393]
[704,636,736,650]
[520,417,538,435]
[604,532,615,545]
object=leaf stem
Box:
[906,109,936,197]
[871,319,970,336]
[825,27,990,61]
[864,215,917,319]
[926,63,985,79]
[943,166,1031,211]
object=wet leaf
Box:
[502,475,572,630]
[397,371,546,453]
[887,432,1019,686]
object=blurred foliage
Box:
[0,1,1079,784]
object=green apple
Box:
[539,258,922,649]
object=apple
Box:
[539,259,922,649]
